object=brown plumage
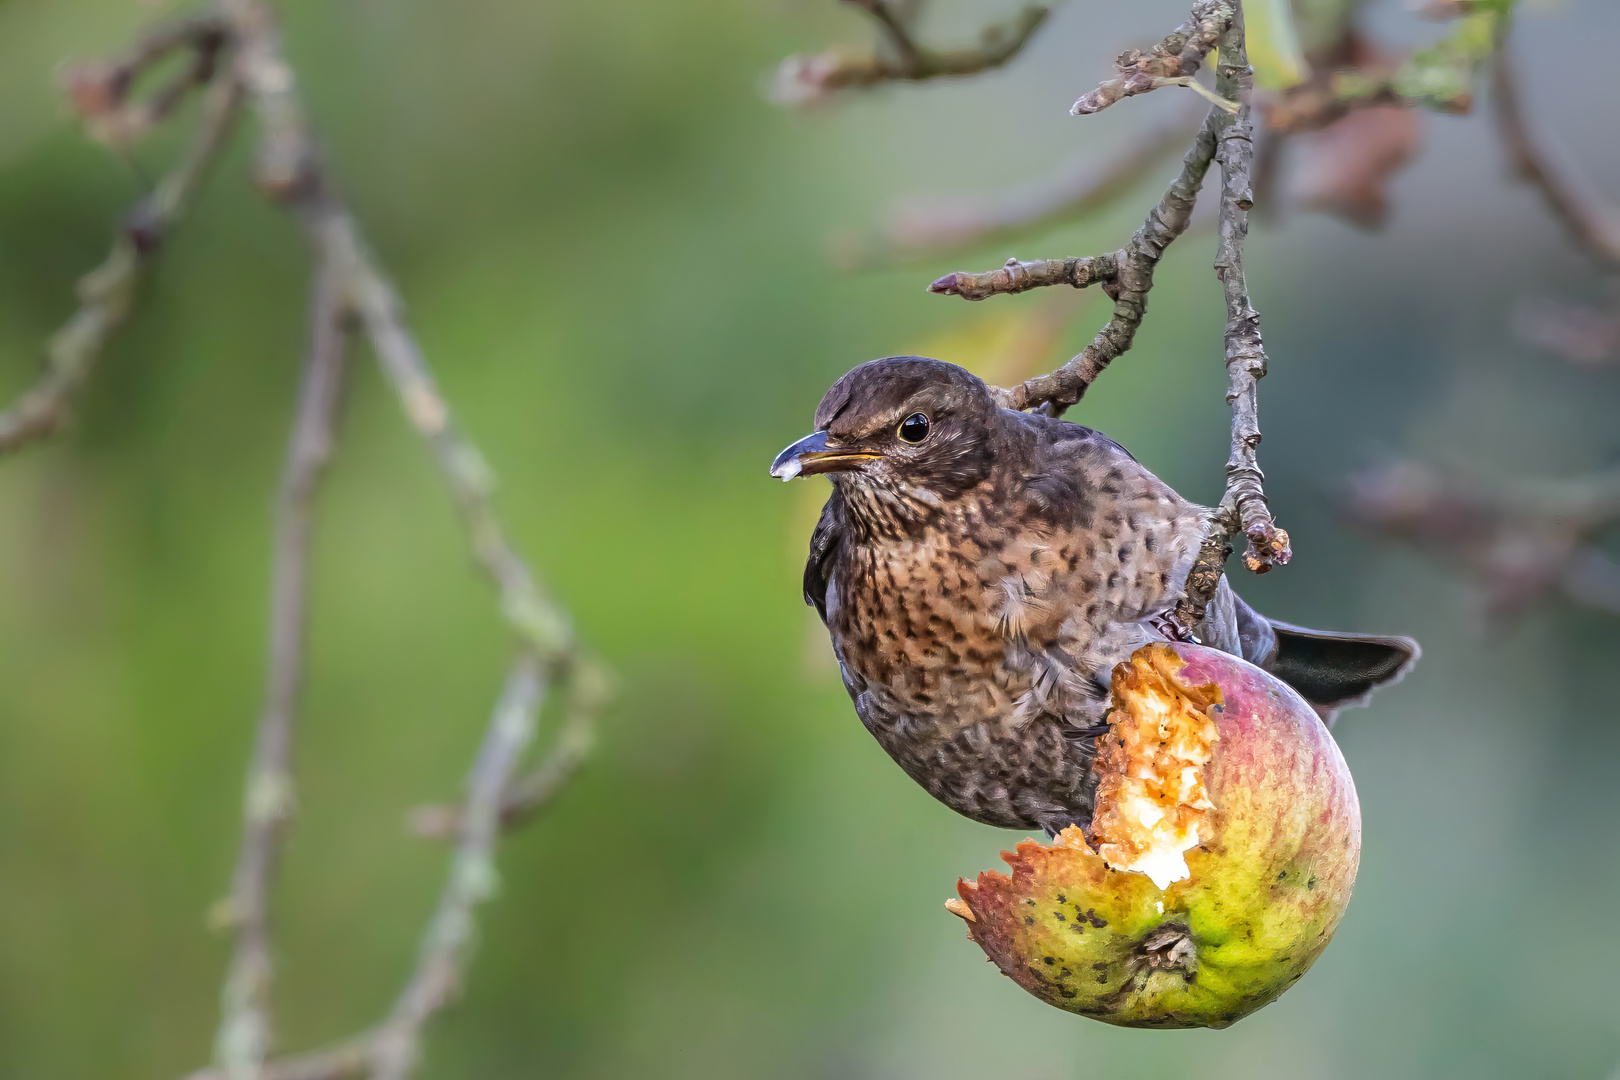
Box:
[772,357,1417,836]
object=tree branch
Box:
[773,3,1048,106]
[213,261,352,1079]
[62,12,230,147]
[1491,48,1620,267]
[928,253,1118,301]
[1175,4,1291,628]
[1210,12,1289,576]
[0,72,242,456]
[189,659,548,1080]
[978,106,1223,414]
[1070,2,1232,116]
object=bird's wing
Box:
[803,490,845,624]
[990,418,1207,726]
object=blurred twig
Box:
[62,12,230,147]
[199,1,609,1076]
[411,670,596,838]
[1513,294,1620,367]
[213,259,352,1077]
[1491,48,1620,267]
[1,2,606,1077]
[856,110,1197,265]
[1347,461,1620,622]
[773,2,1048,106]
[189,663,548,1080]
[0,72,242,456]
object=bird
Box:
[771,356,1417,838]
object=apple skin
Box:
[951,643,1361,1029]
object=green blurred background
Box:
[2,0,1617,1076]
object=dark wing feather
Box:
[804,490,845,623]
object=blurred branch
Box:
[62,11,229,147]
[1513,294,1620,367]
[773,3,1048,106]
[190,661,548,1080]
[1069,1,1232,116]
[1491,48,1620,267]
[213,261,352,1077]
[858,109,1197,264]
[1347,461,1620,622]
[410,668,597,838]
[368,657,546,1080]
[183,1,609,1076]
[3,2,607,1077]
[0,72,242,456]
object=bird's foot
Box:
[1149,611,1198,643]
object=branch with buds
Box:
[1069,1,1234,116]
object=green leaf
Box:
[1393,2,1515,112]
[1247,0,1309,90]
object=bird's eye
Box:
[897,413,931,443]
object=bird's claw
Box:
[1149,612,1198,643]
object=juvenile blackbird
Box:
[772,356,1417,837]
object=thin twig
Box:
[928,254,1118,301]
[0,73,243,456]
[773,4,1048,106]
[189,660,546,1080]
[977,106,1223,414]
[187,1038,372,1080]
[1211,9,1288,575]
[410,673,598,838]
[213,263,352,1079]
[368,656,547,1080]
[848,0,921,70]
[1491,48,1620,267]
[1070,2,1231,116]
[62,11,229,147]
[862,110,1197,264]
[1175,3,1291,627]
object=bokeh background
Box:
[2,0,1618,1076]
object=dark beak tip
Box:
[769,430,832,482]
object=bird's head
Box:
[770,357,999,522]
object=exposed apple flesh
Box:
[947,643,1361,1028]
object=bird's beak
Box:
[769,431,880,482]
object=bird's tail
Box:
[1228,594,1420,726]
